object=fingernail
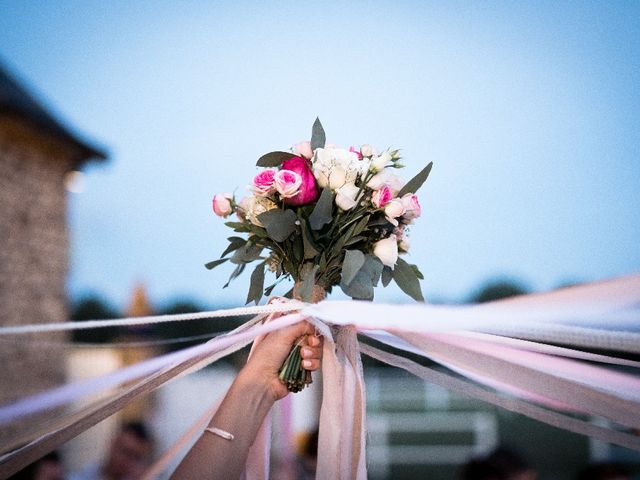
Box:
[301,348,311,357]
[302,360,312,368]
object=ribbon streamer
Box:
[0,274,638,479]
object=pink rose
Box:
[371,184,393,208]
[294,141,313,160]
[274,169,302,199]
[253,169,277,196]
[281,156,320,206]
[400,193,421,220]
[348,146,363,160]
[212,193,233,217]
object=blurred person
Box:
[297,426,319,479]
[171,320,323,480]
[486,447,537,480]
[69,422,153,480]
[576,463,632,480]
[9,451,63,480]
[459,458,503,480]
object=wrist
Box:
[236,365,278,405]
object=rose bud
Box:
[212,193,233,217]
[400,193,421,221]
[360,144,376,158]
[384,199,406,226]
[281,156,320,206]
[373,234,399,268]
[294,141,313,160]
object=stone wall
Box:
[0,117,74,443]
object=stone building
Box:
[0,63,106,442]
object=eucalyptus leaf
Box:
[381,266,393,287]
[221,236,246,258]
[411,263,425,280]
[246,261,266,305]
[257,209,298,242]
[392,258,424,301]
[310,117,326,151]
[398,162,433,197]
[224,221,268,237]
[309,188,333,230]
[256,151,296,167]
[300,218,319,259]
[297,265,319,302]
[341,250,366,286]
[230,243,263,264]
[205,258,229,270]
[340,255,383,300]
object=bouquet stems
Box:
[278,282,326,393]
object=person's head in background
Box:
[9,451,63,480]
[486,448,537,480]
[576,463,632,480]
[104,421,154,480]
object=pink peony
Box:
[274,169,302,199]
[212,193,233,217]
[253,169,277,196]
[281,156,320,206]
[371,184,394,208]
[400,193,421,220]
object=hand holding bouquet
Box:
[209,119,432,391]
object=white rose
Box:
[312,147,361,191]
[360,144,376,158]
[370,150,392,172]
[373,234,399,268]
[367,170,405,193]
[335,183,360,210]
[384,199,406,226]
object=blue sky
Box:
[1,1,639,309]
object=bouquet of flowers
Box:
[209,118,432,391]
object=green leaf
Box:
[300,218,319,259]
[344,235,366,247]
[297,265,319,302]
[257,209,298,242]
[205,258,229,270]
[341,250,366,286]
[310,117,326,151]
[246,261,266,305]
[340,255,383,300]
[352,215,371,237]
[397,162,433,197]
[257,151,296,167]
[224,221,268,238]
[224,263,246,288]
[221,236,246,258]
[230,243,263,264]
[392,258,424,302]
[381,266,393,287]
[309,188,334,230]
[411,263,424,280]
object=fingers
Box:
[300,336,323,371]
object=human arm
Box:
[171,320,323,480]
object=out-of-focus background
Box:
[1,2,638,479]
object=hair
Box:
[121,421,153,444]
[486,447,532,476]
[576,463,631,480]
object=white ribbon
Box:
[0,274,639,479]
